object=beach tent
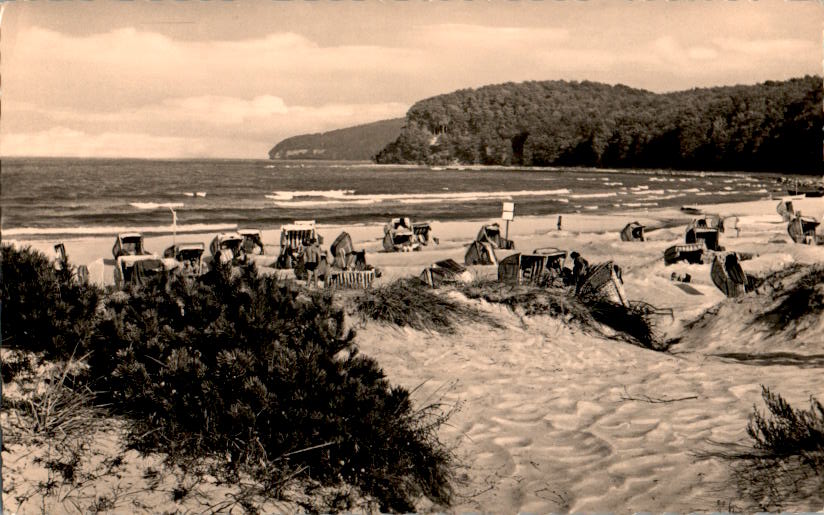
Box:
[577,261,629,307]
[476,223,514,249]
[620,222,645,242]
[787,214,820,245]
[464,241,498,265]
[711,252,749,298]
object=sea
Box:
[1,158,786,240]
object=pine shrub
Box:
[1,244,101,358]
[89,263,454,512]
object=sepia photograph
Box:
[1,0,823,512]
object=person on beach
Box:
[571,251,589,293]
[557,215,563,231]
[302,237,321,285]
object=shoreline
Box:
[7,196,824,289]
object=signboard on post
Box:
[502,202,515,241]
[502,202,515,221]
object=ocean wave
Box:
[130,202,185,210]
[267,190,356,201]
[272,199,380,208]
[604,182,623,186]
[632,189,665,195]
[569,192,617,199]
[4,223,239,238]
[646,193,687,201]
[270,188,571,206]
[622,202,659,207]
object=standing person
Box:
[303,237,321,286]
[571,251,589,294]
[557,215,563,231]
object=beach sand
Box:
[4,196,824,512]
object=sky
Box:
[1,0,822,159]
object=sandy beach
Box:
[5,196,824,513]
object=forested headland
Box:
[374,76,822,173]
[269,118,405,161]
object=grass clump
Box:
[755,265,824,333]
[457,279,665,351]
[748,385,824,460]
[706,385,824,510]
[354,277,499,334]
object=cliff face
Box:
[268,118,405,161]
[374,76,823,173]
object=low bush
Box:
[354,277,498,333]
[457,280,665,350]
[705,386,824,510]
[1,244,101,358]
[88,263,454,512]
[747,385,824,461]
[755,266,824,332]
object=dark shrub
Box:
[705,386,824,510]
[1,244,101,358]
[89,263,453,512]
[748,385,824,459]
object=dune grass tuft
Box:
[457,279,666,351]
[354,277,500,333]
[702,386,824,510]
[755,265,824,333]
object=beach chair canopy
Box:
[239,229,265,255]
[113,232,148,258]
[685,225,722,251]
[421,259,471,287]
[329,231,368,270]
[412,222,433,244]
[476,223,514,249]
[620,222,645,242]
[280,221,316,251]
[578,261,629,307]
[465,240,498,265]
[788,215,820,244]
[382,218,421,252]
[115,255,175,289]
[664,242,706,265]
[387,217,412,231]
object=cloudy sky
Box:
[1,0,821,159]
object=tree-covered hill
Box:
[374,77,822,173]
[269,118,405,161]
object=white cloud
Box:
[2,97,410,158]
[1,127,209,159]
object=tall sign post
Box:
[502,202,515,241]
